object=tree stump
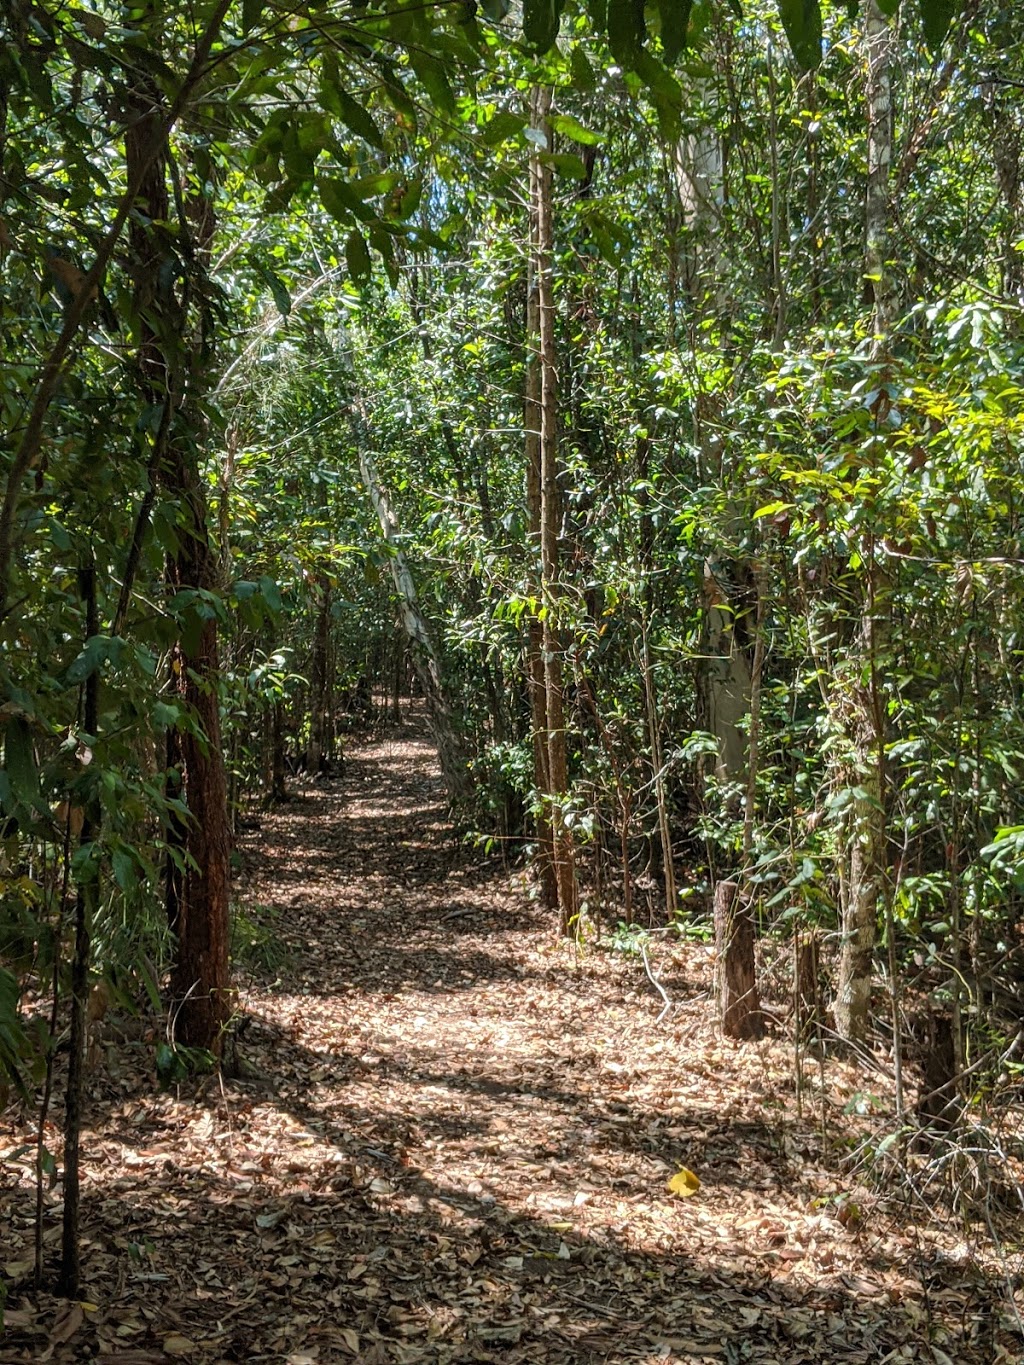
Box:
[714,879,763,1040]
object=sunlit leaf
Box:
[667,1166,701,1197]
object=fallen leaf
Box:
[50,1303,85,1346]
[162,1335,197,1357]
[667,1167,701,1197]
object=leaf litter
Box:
[1,717,1021,1363]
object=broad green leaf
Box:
[523,0,564,52]
[570,47,597,92]
[540,151,589,179]
[258,576,283,614]
[318,177,361,225]
[265,272,291,316]
[3,717,38,808]
[241,0,263,34]
[480,111,527,146]
[319,77,384,150]
[351,170,402,201]
[112,847,135,891]
[370,225,399,287]
[655,0,692,62]
[346,228,372,283]
[65,634,121,684]
[777,0,822,70]
[919,0,957,50]
[397,179,422,219]
[607,0,646,66]
[549,113,601,147]
[408,51,455,113]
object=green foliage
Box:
[231,903,288,973]
[154,1041,216,1089]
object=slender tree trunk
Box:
[530,85,578,934]
[307,574,331,775]
[714,880,763,1040]
[525,218,558,909]
[125,93,232,1055]
[270,701,288,802]
[702,561,754,793]
[58,566,99,1297]
[641,625,676,920]
[864,0,896,341]
[835,1,895,1046]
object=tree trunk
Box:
[530,84,578,934]
[58,565,99,1297]
[307,574,331,775]
[125,92,232,1055]
[834,670,884,1045]
[270,701,288,803]
[164,531,233,1053]
[864,0,896,341]
[795,932,821,1047]
[714,880,763,1041]
[525,209,558,910]
[834,2,895,1046]
[702,560,754,792]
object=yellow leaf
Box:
[667,1167,701,1197]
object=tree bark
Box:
[714,880,763,1041]
[58,565,99,1297]
[125,92,232,1055]
[834,3,895,1046]
[525,206,558,910]
[530,85,578,934]
[864,0,896,341]
[307,574,331,775]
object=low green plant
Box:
[231,902,287,973]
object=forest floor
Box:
[2,715,1023,1364]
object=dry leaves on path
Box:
[1,715,1019,1363]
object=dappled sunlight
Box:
[0,722,1014,1361]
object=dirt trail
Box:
[0,717,1013,1362]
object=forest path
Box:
[0,715,1008,1363]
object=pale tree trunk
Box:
[833,614,886,1045]
[525,138,558,913]
[678,82,752,796]
[834,0,894,1046]
[673,82,724,308]
[640,624,676,920]
[702,560,754,793]
[864,0,897,343]
[529,85,578,934]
